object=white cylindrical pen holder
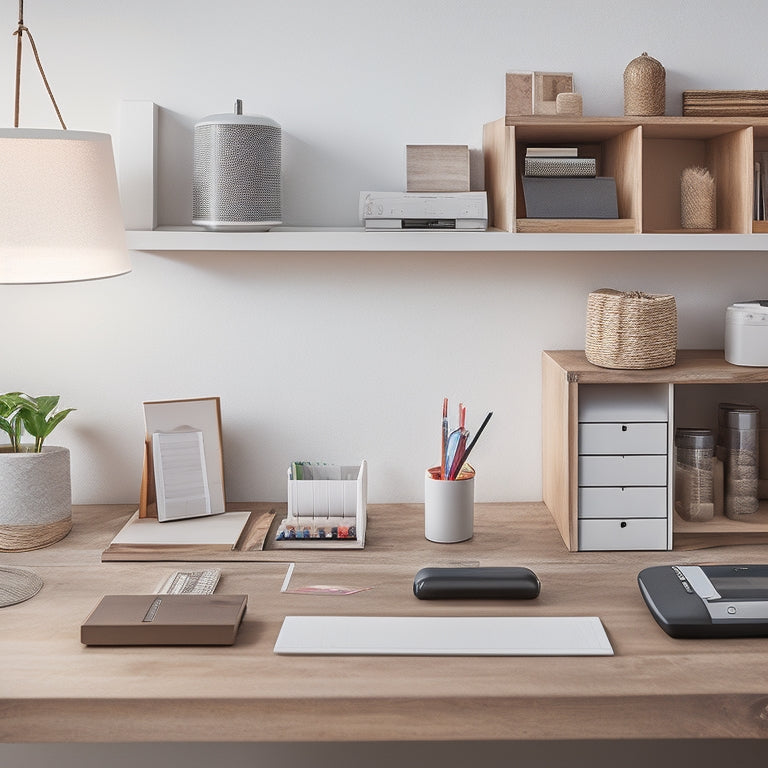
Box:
[424,467,475,543]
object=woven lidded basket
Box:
[624,52,665,116]
[585,289,677,369]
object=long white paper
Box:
[274,615,614,656]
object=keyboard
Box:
[157,568,221,595]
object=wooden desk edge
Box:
[4,693,768,742]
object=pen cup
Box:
[424,466,475,543]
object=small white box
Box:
[725,302,768,366]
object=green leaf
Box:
[40,409,75,439]
[0,393,36,450]
[12,394,74,452]
[32,395,60,419]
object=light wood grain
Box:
[4,503,768,741]
[707,126,753,233]
[406,145,469,192]
[541,351,575,550]
[482,118,516,231]
[604,125,642,231]
[516,218,636,233]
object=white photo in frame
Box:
[142,397,226,519]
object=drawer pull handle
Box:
[620,521,627,528]
[622,425,628,432]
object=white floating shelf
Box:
[124,226,768,253]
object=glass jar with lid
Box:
[674,428,715,522]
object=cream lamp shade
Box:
[0,128,131,283]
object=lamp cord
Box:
[12,1,67,130]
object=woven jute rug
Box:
[0,566,43,607]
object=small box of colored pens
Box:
[273,460,367,549]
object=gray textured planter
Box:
[0,446,72,551]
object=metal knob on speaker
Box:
[193,100,281,231]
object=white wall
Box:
[2,0,768,506]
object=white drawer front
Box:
[578,518,668,551]
[578,384,669,422]
[578,486,667,519]
[578,455,667,487]
[579,422,667,455]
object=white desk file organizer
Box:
[274,461,367,548]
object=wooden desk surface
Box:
[2,502,768,742]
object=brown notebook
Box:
[80,594,248,646]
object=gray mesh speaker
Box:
[193,101,281,231]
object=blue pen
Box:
[445,403,468,480]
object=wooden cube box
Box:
[406,144,470,192]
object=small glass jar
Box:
[718,404,759,518]
[674,428,715,522]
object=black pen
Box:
[454,411,493,473]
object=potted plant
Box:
[0,393,75,551]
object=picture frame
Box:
[139,397,226,519]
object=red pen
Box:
[440,397,449,480]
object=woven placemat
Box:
[0,566,44,607]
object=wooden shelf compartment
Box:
[484,117,641,233]
[542,349,768,551]
[642,125,752,234]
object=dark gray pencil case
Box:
[413,567,540,600]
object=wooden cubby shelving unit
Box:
[483,115,768,235]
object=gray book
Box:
[524,156,597,177]
[522,177,619,219]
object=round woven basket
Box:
[624,52,665,116]
[585,289,677,369]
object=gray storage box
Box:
[522,176,618,218]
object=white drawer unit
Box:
[575,383,672,551]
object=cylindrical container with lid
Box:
[718,403,760,518]
[725,301,768,367]
[674,429,714,522]
[193,99,281,231]
[623,52,665,116]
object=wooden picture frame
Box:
[533,72,574,115]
